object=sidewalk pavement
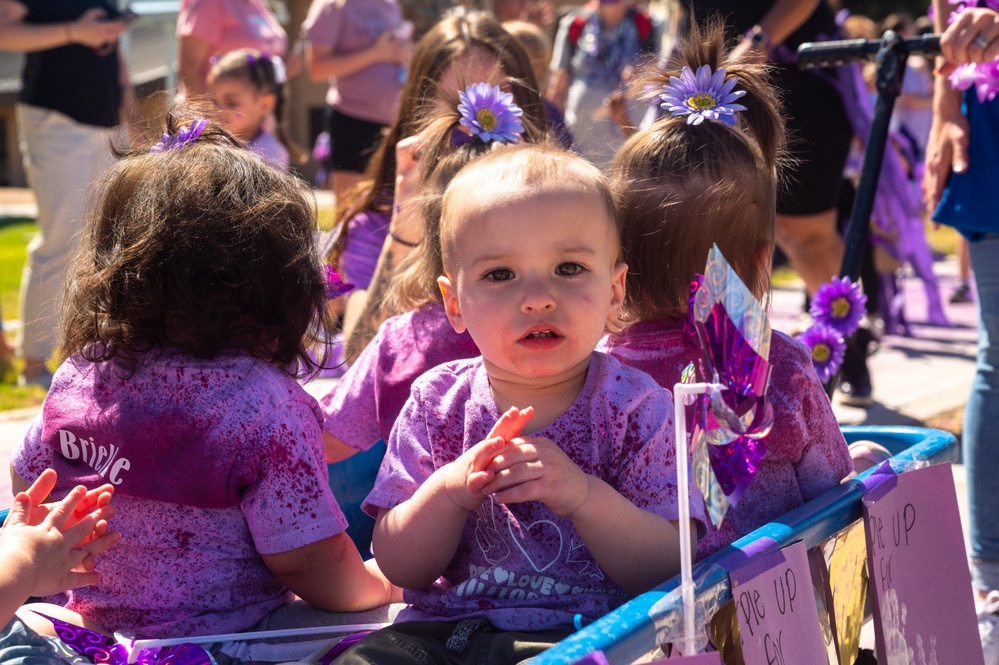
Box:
[0,187,978,544]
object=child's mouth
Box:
[520,327,563,348]
[526,331,556,339]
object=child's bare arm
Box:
[372,407,532,589]
[261,532,400,611]
[485,437,695,593]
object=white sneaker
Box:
[979,591,999,664]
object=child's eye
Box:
[484,268,514,282]
[556,262,585,276]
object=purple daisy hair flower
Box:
[660,64,747,126]
[150,117,209,152]
[800,323,846,383]
[810,276,867,336]
[324,265,355,300]
[457,83,524,144]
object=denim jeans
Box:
[0,617,65,664]
[966,234,999,591]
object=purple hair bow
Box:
[150,118,208,153]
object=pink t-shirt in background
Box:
[13,351,346,638]
[302,0,405,126]
[177,0,287,81]
[320,303,479,450]
[598,318,853,560]
[366,353,707,631]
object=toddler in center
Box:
[333,143,707,664]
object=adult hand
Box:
[939,7,999,74]
[70,7,126,49]
[373,29,411,66]
[923,92,970,213]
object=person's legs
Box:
[15,105,113,385]
[965,234,999,597]
[774,209,844,295]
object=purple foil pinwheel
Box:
[324,265,355,300]
[659,65,747,126]
[150,118,209,153]
[32,612,214,665]
[687,245,773,526]
[799,323,847,383]
[457,83,524,144]
[810,276,866,337]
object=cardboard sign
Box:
[730,540,829,665]
[863,462,983,665]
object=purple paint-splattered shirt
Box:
[365,352,706,630]
[320,303,479,450]
[598,319,853,560]
[12,351,346,638]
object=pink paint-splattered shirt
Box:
[302,0,405,126]
[12,351,346,638]
[320,303,479,450]
[177,0,288,84]
[365,352,707,630]
[598,319,853,560]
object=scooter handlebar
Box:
[797,33,940,69]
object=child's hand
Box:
[482,435,591,517]
[1,477,120,598]
[21,469,114,542]
[442,407,534,512]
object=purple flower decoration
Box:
[810,276,867,336]
[150,118,209,152]
[325,265,355,299]
[457,83,524,144]
[800,323,846,383]
[660,65,747,126]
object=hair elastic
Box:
[247,51,287,84]
[150,118,209,152]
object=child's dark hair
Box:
[612,18,785,322]
[327,10,545,268]
[208,48,307,165]
[59,108,333,375]
[383,86,546,314]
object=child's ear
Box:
[609,262,627,317]
[258,92,277,115]
[438,275,467,334]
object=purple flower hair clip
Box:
[799,323,846,383]
[150,118,209,152]
[660,65,747,126]
[457,83,524,144]
[810,276,866,336]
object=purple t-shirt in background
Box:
[13,351,346,638]
[249,129,290,171]
[321,303,479,450]
[337,208,390,290]
[366,353,707,631]
[302,0,404,126]
[598,319,853,560]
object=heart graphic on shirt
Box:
[555,583,572,595]
[494,567,511,584]
[474,500,510,565]
[508,515,563,572]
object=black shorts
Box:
[773,64,854,217]
[325,107,387,174]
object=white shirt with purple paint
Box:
[365,352,707,631]
[12,350,346,638]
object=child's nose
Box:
[520,279,556,313]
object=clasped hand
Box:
[443,406,590,517]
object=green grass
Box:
[0,220,32,323]
[0,220,48,410]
